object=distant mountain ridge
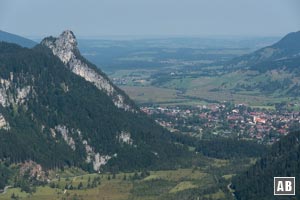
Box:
[227,30,300,71]
[216,30,300,97]
[273,31,300,54]
[0,30,36,48]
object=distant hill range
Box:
[228,31,300,71]
[232,131,300,200]
[218,30,300,97]
[0,30,37,48]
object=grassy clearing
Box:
[204,189,226,199]
[49,167,87,179]
[210,159,230,168]
[142,168,209,182]
[222,174,235,180]
[169,181,198,193]
[161,78,193,90]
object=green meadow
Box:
[0,157,254,200]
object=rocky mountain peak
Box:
[41,30,78,64]
[41,30,136,112]
[60,30,76,41]
[57,30,77,52]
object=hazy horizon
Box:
[0,0,299,38]
[26,34,282,42]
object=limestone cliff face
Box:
[0,74,32,131]
[41,30,136,112]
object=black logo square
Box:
[274,177,295,195]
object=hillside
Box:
[0,30,36,48]
[205,30,300,99]
[228,31,300,71]
[0,31,190,182]
[232,131,300,200]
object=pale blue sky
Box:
[0,0,299,38]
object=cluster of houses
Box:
[141,103,300,144]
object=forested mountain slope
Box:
[232,131,300,200]
[0,31,189,177]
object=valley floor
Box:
[0,157,254,200]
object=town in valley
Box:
[141,103,300,144]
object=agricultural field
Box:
[110,67,300,107]
[120,86,185,105]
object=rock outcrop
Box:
[41,31,136,112]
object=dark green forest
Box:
[232,131,300,200]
